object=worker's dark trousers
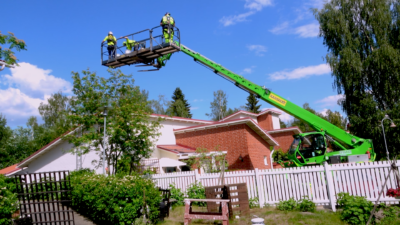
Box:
[107,45,116,58]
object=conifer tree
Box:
[167,87,192,118]
[245,93,261,113]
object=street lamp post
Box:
[381,114,396,161]
[100,99,112,175]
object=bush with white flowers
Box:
[0,175,18,225]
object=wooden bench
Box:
[184,199,230,225]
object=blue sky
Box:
[1,0,343,127]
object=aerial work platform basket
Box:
[101,26,180,69]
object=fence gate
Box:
[14,171,75,225]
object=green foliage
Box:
[150,95,171,115]
[186,182,206,206]
[297,197,316,212]
[337,192,373,225]
[245,93,261,113]
[166,87,192,118]
[225,107,241,118]
[38,91,72,134]
[169,184,185,206]
[277,198,298,211]
[289,103,347,132]
[186,147,228,173]
[0,31,27,65]
[272,149,288,162]
[277,197,316,212]
[280,119,287,128]
[69,170,161,224]
[63,69,161,175]
[206,90,228,121]
[314,0,400,159]
[249,197,259,208]
[0,175,18,225]
[0,92,74,169]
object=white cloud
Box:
[263,107,293,123]
[0,88,44,125]
[220,0,273,26]
[241,66,256,74]
[268,64,331,80]
[190,107,199,110]
[320,108,328,116]
[220,11,255,27]
[193,99,203,102]
[0,62,72,127]
[308,0,326,9]
[316,94,344,107]
[270,22,319,38]
[247,45,267,56]
[244,0,273,11]
[295,23,320,38]
[2,62,72,98]
[269,0,325,38]
[269,22,289,34]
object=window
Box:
[264,156,268,165]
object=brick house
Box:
[1,110,301,177]
[151,110,302,171]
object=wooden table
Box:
[184,199,230,225]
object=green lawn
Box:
[158,206,346,225]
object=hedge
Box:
[69,170,161,224]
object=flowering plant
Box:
[386,188,400,197]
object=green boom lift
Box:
[101,27,375,166]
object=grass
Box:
[157,206,346,225]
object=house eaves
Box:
[150,114,212,124]
[267,127,302,135]
[173,117,279,146]
[220,109,282,122]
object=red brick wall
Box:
[175,124,271,170]
[257,113,273,130]
[245,126,272,169]
[270,131,295,153]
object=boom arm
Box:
[179,44,365,149]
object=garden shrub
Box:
[69,170,162,224]
[276,196,316,212]
[186,181,206,206]
[297,196,316,212]
[337,192,374,225]
[169,184,185,206]
[276,198,298,211]
[0,174,18,225]
[375,204,400,224]
[272,149,288,162]
[249,197,259,208]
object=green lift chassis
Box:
[102,30,375,167]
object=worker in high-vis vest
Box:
[160,12,175,43]
[122,36,138,53]
[102,31,117,58]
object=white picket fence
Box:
[150,161,400,211]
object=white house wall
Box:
[150,119,206,158]
[272,114,281,130]
[17,140,103,175]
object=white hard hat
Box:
[108,31,113,35]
